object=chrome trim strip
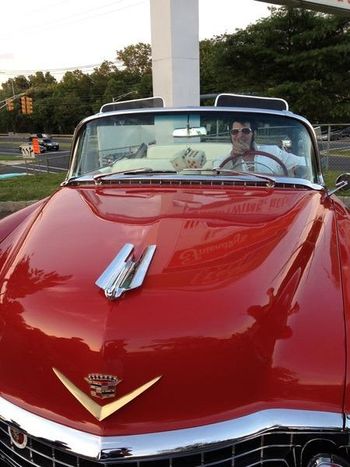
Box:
[73,174,324,191]
[344,414,350,429]
[0,397,101,460]
[95,243,156,300]
[0,397,343,461]
[129,245,157,290]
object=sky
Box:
[0,0,276,85]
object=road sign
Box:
[255,0,350,14]
[20,145,35,159]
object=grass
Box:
[323,170,350,196]
[0,155,23,160]
[328,149,350,157]
[0,173,66,202]
[323,170,342,187]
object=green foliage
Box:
[201,7,350,122]
[117,43,152,75]
[0,44,153,134]
[323,170,345,191]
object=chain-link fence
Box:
[314,124,350,174]
[19,152,71,175]
[0,151,70,178]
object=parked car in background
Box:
[19,141,46,155]
[328,127,350,141]
[29,134,60,151]
[314,126,350,142]
[40,137,60,151]
[330,129,344,141]
[338,126,350,139]
[3,94,350,467]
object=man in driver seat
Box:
[218,120,305,177]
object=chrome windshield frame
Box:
[65,106,324,187]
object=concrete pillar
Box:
[150,0,200,107]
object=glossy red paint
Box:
[332,197,350,416]
[0,184,346,436]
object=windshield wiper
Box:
[61,176,79,186]
[93,168,177,184]
[180,167,276,187]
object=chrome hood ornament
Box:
[95,243,156,300]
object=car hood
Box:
[0,185,345,436]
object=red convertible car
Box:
[1,94,350,467]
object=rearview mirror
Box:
[172,127,207,137]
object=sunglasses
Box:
[231,128,253,136]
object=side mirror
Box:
[327,173,350,196]
[335,173,350,191]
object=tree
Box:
[206,7,350,122]
[117,43,152,75]
[2,9,350,132]
[28,71,56,88]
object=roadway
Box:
[0,134,72,175]
[0,151,70,176]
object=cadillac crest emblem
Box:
[85,374,121,399]
[8,426,28,450]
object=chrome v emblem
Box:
[95,243,156,300]
[53,368,161,421]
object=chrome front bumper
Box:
[0,396,345,462]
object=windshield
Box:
[70,110,317,182]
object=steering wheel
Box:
[219,150,288,176]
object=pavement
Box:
[0,160,30,165]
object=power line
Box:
[18,0,70,17]
[0,0,146,39]
[39,0,146,31]
[0,60,121,77]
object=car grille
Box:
[1,419,350,467]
